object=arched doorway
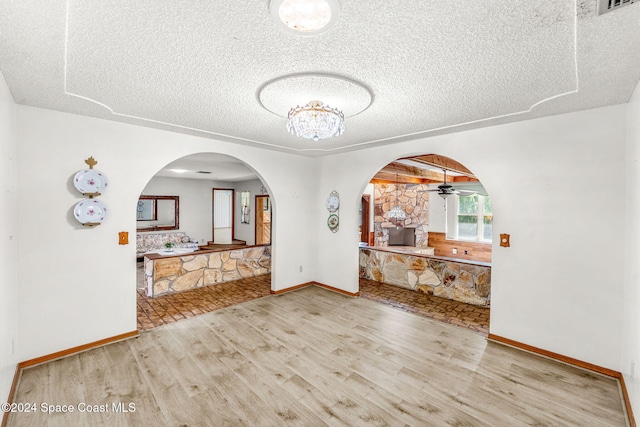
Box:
[135,153,274,330]
[358,154,492,334]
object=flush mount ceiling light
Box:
[270,0,340,35]
[286,100,345,141]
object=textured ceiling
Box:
[1,1,639,156]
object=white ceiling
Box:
[155,153,258,182]
[1,1,640,156]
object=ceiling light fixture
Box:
[286,100,345,141]
[388,174,407,225]
[270,0,340,35]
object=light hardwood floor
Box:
[8,287,628,426]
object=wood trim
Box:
[271,282,360,297]
[311,282,360,297]
[136,195,180,232]
[1,330,139,427]
[18,330,139,369]
[488,334,635,427]
[360,194,370,244]
[255,195,271,245]
[619,374,637,427]
[270,283,313,295]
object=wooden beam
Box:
[381,162,444,181]
[371,169,478,185]
[402,154,476,177]
[370,172,430,185]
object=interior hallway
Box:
[137,264,490,334]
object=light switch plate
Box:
[119,231,129,245]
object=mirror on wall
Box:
[136,195,179,232]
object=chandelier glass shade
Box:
[388,176,407,222]
[286,100,345,141]
[277,0,332,32]
[388,204,407,220]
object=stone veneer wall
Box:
[374,183,430,247]
[359,248,491,306]
[145,246,271,296]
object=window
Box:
[447,194,492,242]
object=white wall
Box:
[141,176,230,245]
[0,74,19,404]
[315,105,627,371]
[623,81,640,419]
[16,106,317,361]
[233,179,268,246]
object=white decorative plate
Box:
[73,169,109,194]
[74,199,108,224]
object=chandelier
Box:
[388,174,407,223]
[388,205,407,221]
[286,100,345,141]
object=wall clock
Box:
[326,190,339,233]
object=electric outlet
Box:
[452,248,457,254]
[632,361,636,380]
[464,250,468,255]
[299,265,303,273]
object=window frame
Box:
[446,194,492,243]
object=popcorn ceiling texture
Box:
[0,0,639,154]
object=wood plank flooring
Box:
[8,287,628,426]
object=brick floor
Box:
[137,275,490,335]
[358,278,490,335]
[136,275,272,331]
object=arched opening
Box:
[357,154,492,334]
[135,153,273,330]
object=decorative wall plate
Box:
[327,214,339,232]
[74,199,108,224]
[74,169,109,194]
[326,190,340,212]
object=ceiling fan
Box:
[428,169,477,198]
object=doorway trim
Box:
[255,194,271,245]
[212,188,235,243]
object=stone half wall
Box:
[374,183,430,247]
[359,248,491,306]
[145,246,271,296]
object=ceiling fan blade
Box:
[455,189,477,196]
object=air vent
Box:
[196,171,212,174]
[597,0,636,15]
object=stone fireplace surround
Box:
[374,183,430,247]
